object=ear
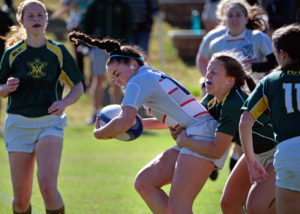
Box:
[279,49,288,59]
[129,60,139,70]
[227,76,235,86]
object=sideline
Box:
[0,190,42,214]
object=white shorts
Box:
[3,113,67,153]
[273,136,300,192]
[89,47,108,75]
[173,117,230,169]
[255,147,275,168]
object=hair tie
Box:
[231,3,248,17]
[110,54,143,61]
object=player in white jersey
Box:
[206,0,277,81]
[69,31,231,213]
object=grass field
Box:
[0,1,230,213]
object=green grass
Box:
[0,124,230,214]
[0,1,229,213]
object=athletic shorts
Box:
[255,147,275,168]
[173,117,230,169]
[89,47,109,75]
[273,136,300,192]
[3,113,67,153]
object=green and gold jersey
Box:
[242,70,300,143]
[202,87,276,154]
[0,39,82,117]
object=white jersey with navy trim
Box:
[199,25,227,59]
[208,29,273,79]
[122,65,213,129]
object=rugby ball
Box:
[99,104,143,141]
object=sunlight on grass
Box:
[0,1,228,213]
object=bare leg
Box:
[91,75,105,111]
[276,187,300,214]
[221,155,250,214]
[134,148,179,214]
[247,162,276,214]
[169,154,215,214]
[9,152,35,212]
[35,136,64,210]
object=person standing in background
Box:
[0,1,83,213]
[202,0,220,32]
[0,7,14,62]
[81,0,133,125]
[125,0,160,55]
[50,0,93,91]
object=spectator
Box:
[202,0,221,31]
[261,0,294,37]
[50,0,93,91]
[0,8,13,59]
[126,0,160,55]
[80,0,133,125]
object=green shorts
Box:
[3,113,67,153]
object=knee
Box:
[134,173,151,196]
[169,198,192,214]
[13,195,30,211]
[246,200,267,214]
[220,195,235,213]
[39,180,57,199]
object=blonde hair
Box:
[5,0,48,48]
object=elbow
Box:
[122,122,132,132]
[93,131,100,139]
[213,151,224,159]
[77,82,84,96]
[239,111,254,131]
[211,144,229,159]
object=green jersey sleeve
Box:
[0,49,12,84]
[242,79,268,120]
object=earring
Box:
[130,65,135,70]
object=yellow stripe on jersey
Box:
[59,71,74,88]
[9,41,27,67]
[221,92,230,105]
[207,97,217,110]
[46,39,63,68]
[250,95,269,120]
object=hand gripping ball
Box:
[99,104,143,141]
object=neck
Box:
[26,34,46,47]
[229,29,245,37]
[215,86,233,103]
[216,93,227,103]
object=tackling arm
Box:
[176,130,232,159]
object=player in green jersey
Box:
[173,52,276,213]
[240,24,300,214]
[0,1,83,213]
